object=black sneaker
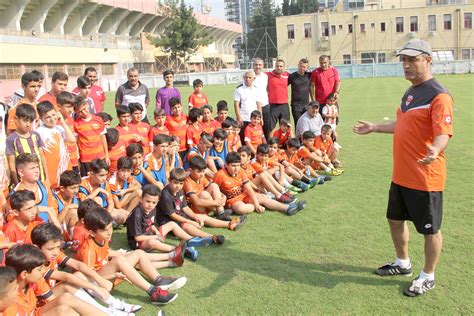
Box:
[286,200,306,216]
[154,276,187,291]
[403,276,436,297]
[216,211,232,221]
[375,263,413,277]
[150,287,178,305]
[212,235,225,245]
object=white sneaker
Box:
[109,298,142,313]
[107,308,135,316]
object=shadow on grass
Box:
[194,247,409,297]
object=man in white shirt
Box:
[234,70,262,140]
[296,101,324,138]
[252,58,271,139]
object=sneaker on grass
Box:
[184,247,198,261]
[403,276,436,297]
[155,276,187,291]
[375,263,413,277]
[108,298,142,313]
[150,287,178,305]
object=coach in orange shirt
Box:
[354,39,453,297]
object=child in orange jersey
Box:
[201,104,220,134]
[105,128,127,177]
[96,112,113,128]
[6,103,49,185]
[299,131,342,176]
[57,92,80,173]
[78,159,129,225]
[36,101,75,189]
[77,208,186,305]
[0,212,16,265]
[272,118,292,149]
[185,156,246,227]
[4,244,106,316]
[115,105,145,147]
[237,146,295,204]
[213,153,306,216]
[188,79,208,110]
[129,102,151,155]
[285,138,329,180]
[70,199,100,252]
[73,97,108,177]
[244,110,266,155]
[31,223,141,314]
[4,190,47,244]
[9,154,60,225]
[315,124,343,168]
[51,170,81,240]
[185,107,204,149]
[0,266,18,312]
[165,98,188,159]
[149,108,169,150]
[109,157,142,213]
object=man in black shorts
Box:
[288,58,311,126]
[353,39,454,297]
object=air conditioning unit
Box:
[408,32,416,38]
[321,36,329,41]
[428,31,436,36]
[288,39,295,43]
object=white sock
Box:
[419,270,435,281]
[74,288,109,312]
[395,257,411,269]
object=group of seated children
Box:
[0,71,343,314]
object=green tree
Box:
[244,0,281,66]
[148,2,213,72]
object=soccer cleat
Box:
[375,263,413,277]
[150,287,178,305]
[403,276,436,297]
[187,236,213,247]
[216,211,232,221]
[313,176,326,185]
[228,215,247,231]
[212,235,225,245]
[171,241,186,267]
[108,298,142,313]
[323,175,333,182]
[282,192,296,203]
[154,276,187,291]
[276,193,294,204]
[286,184,302,193]
[184,247,198,261]
[292,180,310,191]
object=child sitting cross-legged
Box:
[76,207,187,305]
[127,184,218,263]
[109,157,142,213]
[299,131,342,176]
[4,244,107,315]
[213,152,306,216]
[314,124,343,169]
[184,156,247,226]
[31,223,141,315]
[156,168,226,246]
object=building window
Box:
[360,23,365,32]
[461,48,471,60]
[348,24,353,33]
[444,14,452,30]
[380,22,386,32]
[23,64,44,74]
[67,64,84,76]
[465,12,472,29]
[47,64,65,77]
[331,25,336,35]
[428,15,437,31]
[396,17,404,33]
[304,23,312,38]
[343,54,352,64]
[0,64,22,80]
[378,53,386,63]
[321,22,329,36]
[287,24,295,39]
[134,63,153,74]
[101,64,115,76]
[410,16,418,32]
[361,52,376,64]
[338,24,343,30]
[348,0,364,10]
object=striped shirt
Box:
[6,131,46,180]
[74,115,106,163]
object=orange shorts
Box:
[226,192,252,208]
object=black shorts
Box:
[386,182,443,234]
[269,103,290,132]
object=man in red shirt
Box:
[354,39,453,297]
[310,55,341,115]
[266,59,290,135]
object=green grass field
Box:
[102,74,473,314]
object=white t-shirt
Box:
[253,72,269,106]
[234,84,261,122]
[296,111,324,137]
